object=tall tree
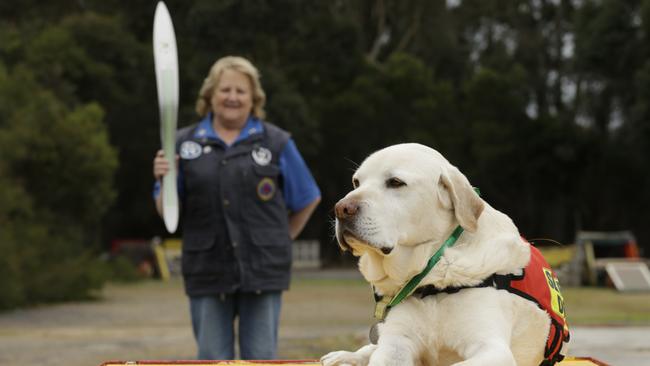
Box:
[0,62,117,308]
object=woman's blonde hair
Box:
[195,56,266,119]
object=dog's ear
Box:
[438,166,484,232]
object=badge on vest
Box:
[180,141,202,160]
[257,177,276,201]
[252,147,272,166]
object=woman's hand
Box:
[153,149,178,217]
[153,149,170,180]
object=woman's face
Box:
[211,69,254,126]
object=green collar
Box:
[373,187,480,320]
[373,225,465,320]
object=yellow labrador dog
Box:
[321,143,568,366]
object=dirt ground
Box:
[0,269,648,366]
[0,270,371,366]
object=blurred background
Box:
[1,0,650,312]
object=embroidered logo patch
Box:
[179,141,202,160]
[252,147,272,166]
[257,178,275,201]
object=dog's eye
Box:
[386,177,406,188]
[352,178,360,189]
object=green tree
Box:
[316,53,456,261]
[0,60,117,309]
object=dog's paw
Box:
[320,350,366,366]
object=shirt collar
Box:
[194,113,264,144]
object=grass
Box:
[289,276,650,325]
[563,287,650,325]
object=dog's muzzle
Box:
[334,198,393,255]
[334,198,359,252]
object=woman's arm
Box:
[288,196,321,240]
[154,187,163,217]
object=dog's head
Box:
[334,143,484,257]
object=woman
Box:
[152,56,321,360]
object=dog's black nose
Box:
[335,199,359,219]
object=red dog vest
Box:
[495,243,570,365]
[408,240,571,365]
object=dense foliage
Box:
[1,0,649,307]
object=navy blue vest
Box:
[176,121,292,296]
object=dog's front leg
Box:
[452,340,516,366]
[368,334,418,366]
[321,343,377,366]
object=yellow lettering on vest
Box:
[543,267,566,319]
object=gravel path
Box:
[569,326,650,365]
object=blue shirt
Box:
[154,114,320,212]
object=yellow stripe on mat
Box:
[101,362,320,365]
[560,357,609,365]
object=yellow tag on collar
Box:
[374,296,391,320]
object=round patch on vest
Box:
[252,147,272,166]
[180,141,202,160]
[257,177,276,201]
